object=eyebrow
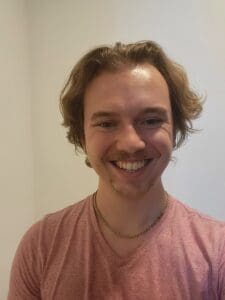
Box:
[91,107,168,121]
[91,111,118,121]
[138,107,168,117]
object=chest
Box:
[41,239,217,300]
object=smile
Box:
[112,160,150,172]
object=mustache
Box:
[106,150,149,161]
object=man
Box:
[8,41,225,299]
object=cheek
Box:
[83,126,97,152]
[147,129,173,153]
[85,134,110,159]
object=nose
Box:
[116,125,146,154]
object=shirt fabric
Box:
[7,195,225,300]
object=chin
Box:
[111,181,156,199]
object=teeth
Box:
[115,160,147,172]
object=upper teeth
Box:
[115,160,146,171]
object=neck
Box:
[95,181,167,237]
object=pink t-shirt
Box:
[8,195,225,299]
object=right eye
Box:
[94,121,116,129]
[98,122,113,128]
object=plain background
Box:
[1,0,225,298]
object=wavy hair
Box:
[60,40,203,152]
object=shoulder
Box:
[167,196,225,297]
[171,196,225,229]
[8,196,92,298]
[40,196,91,232]
[169,195,225,251]
[15,195,92,268]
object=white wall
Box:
[27,0,225,220]
[0,1,34,299]
[2,0,225,297]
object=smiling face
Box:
[83,64,174,198]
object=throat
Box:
[93,190,168,241]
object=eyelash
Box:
[94,118,163,130]
[141,118,163,127]
[94,121,116,128]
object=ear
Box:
[85,157,92,168]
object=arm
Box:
[218,261,225,299]
[7,222,42,300]
[218,231,225,299]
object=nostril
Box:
[116,136,146,153]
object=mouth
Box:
[111,159,151,173]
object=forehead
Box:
[84,64,171,117]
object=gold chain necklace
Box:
[93,191,168,239]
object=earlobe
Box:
[85,157,92,168]
[80,140,92,168]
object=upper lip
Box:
[110,158,151,162]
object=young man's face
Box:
[83,64,174,198]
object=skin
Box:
[83,64,174,239]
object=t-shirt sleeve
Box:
[218,231,225,298]
[7,221,43,300]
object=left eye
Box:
[141,118,162,127]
